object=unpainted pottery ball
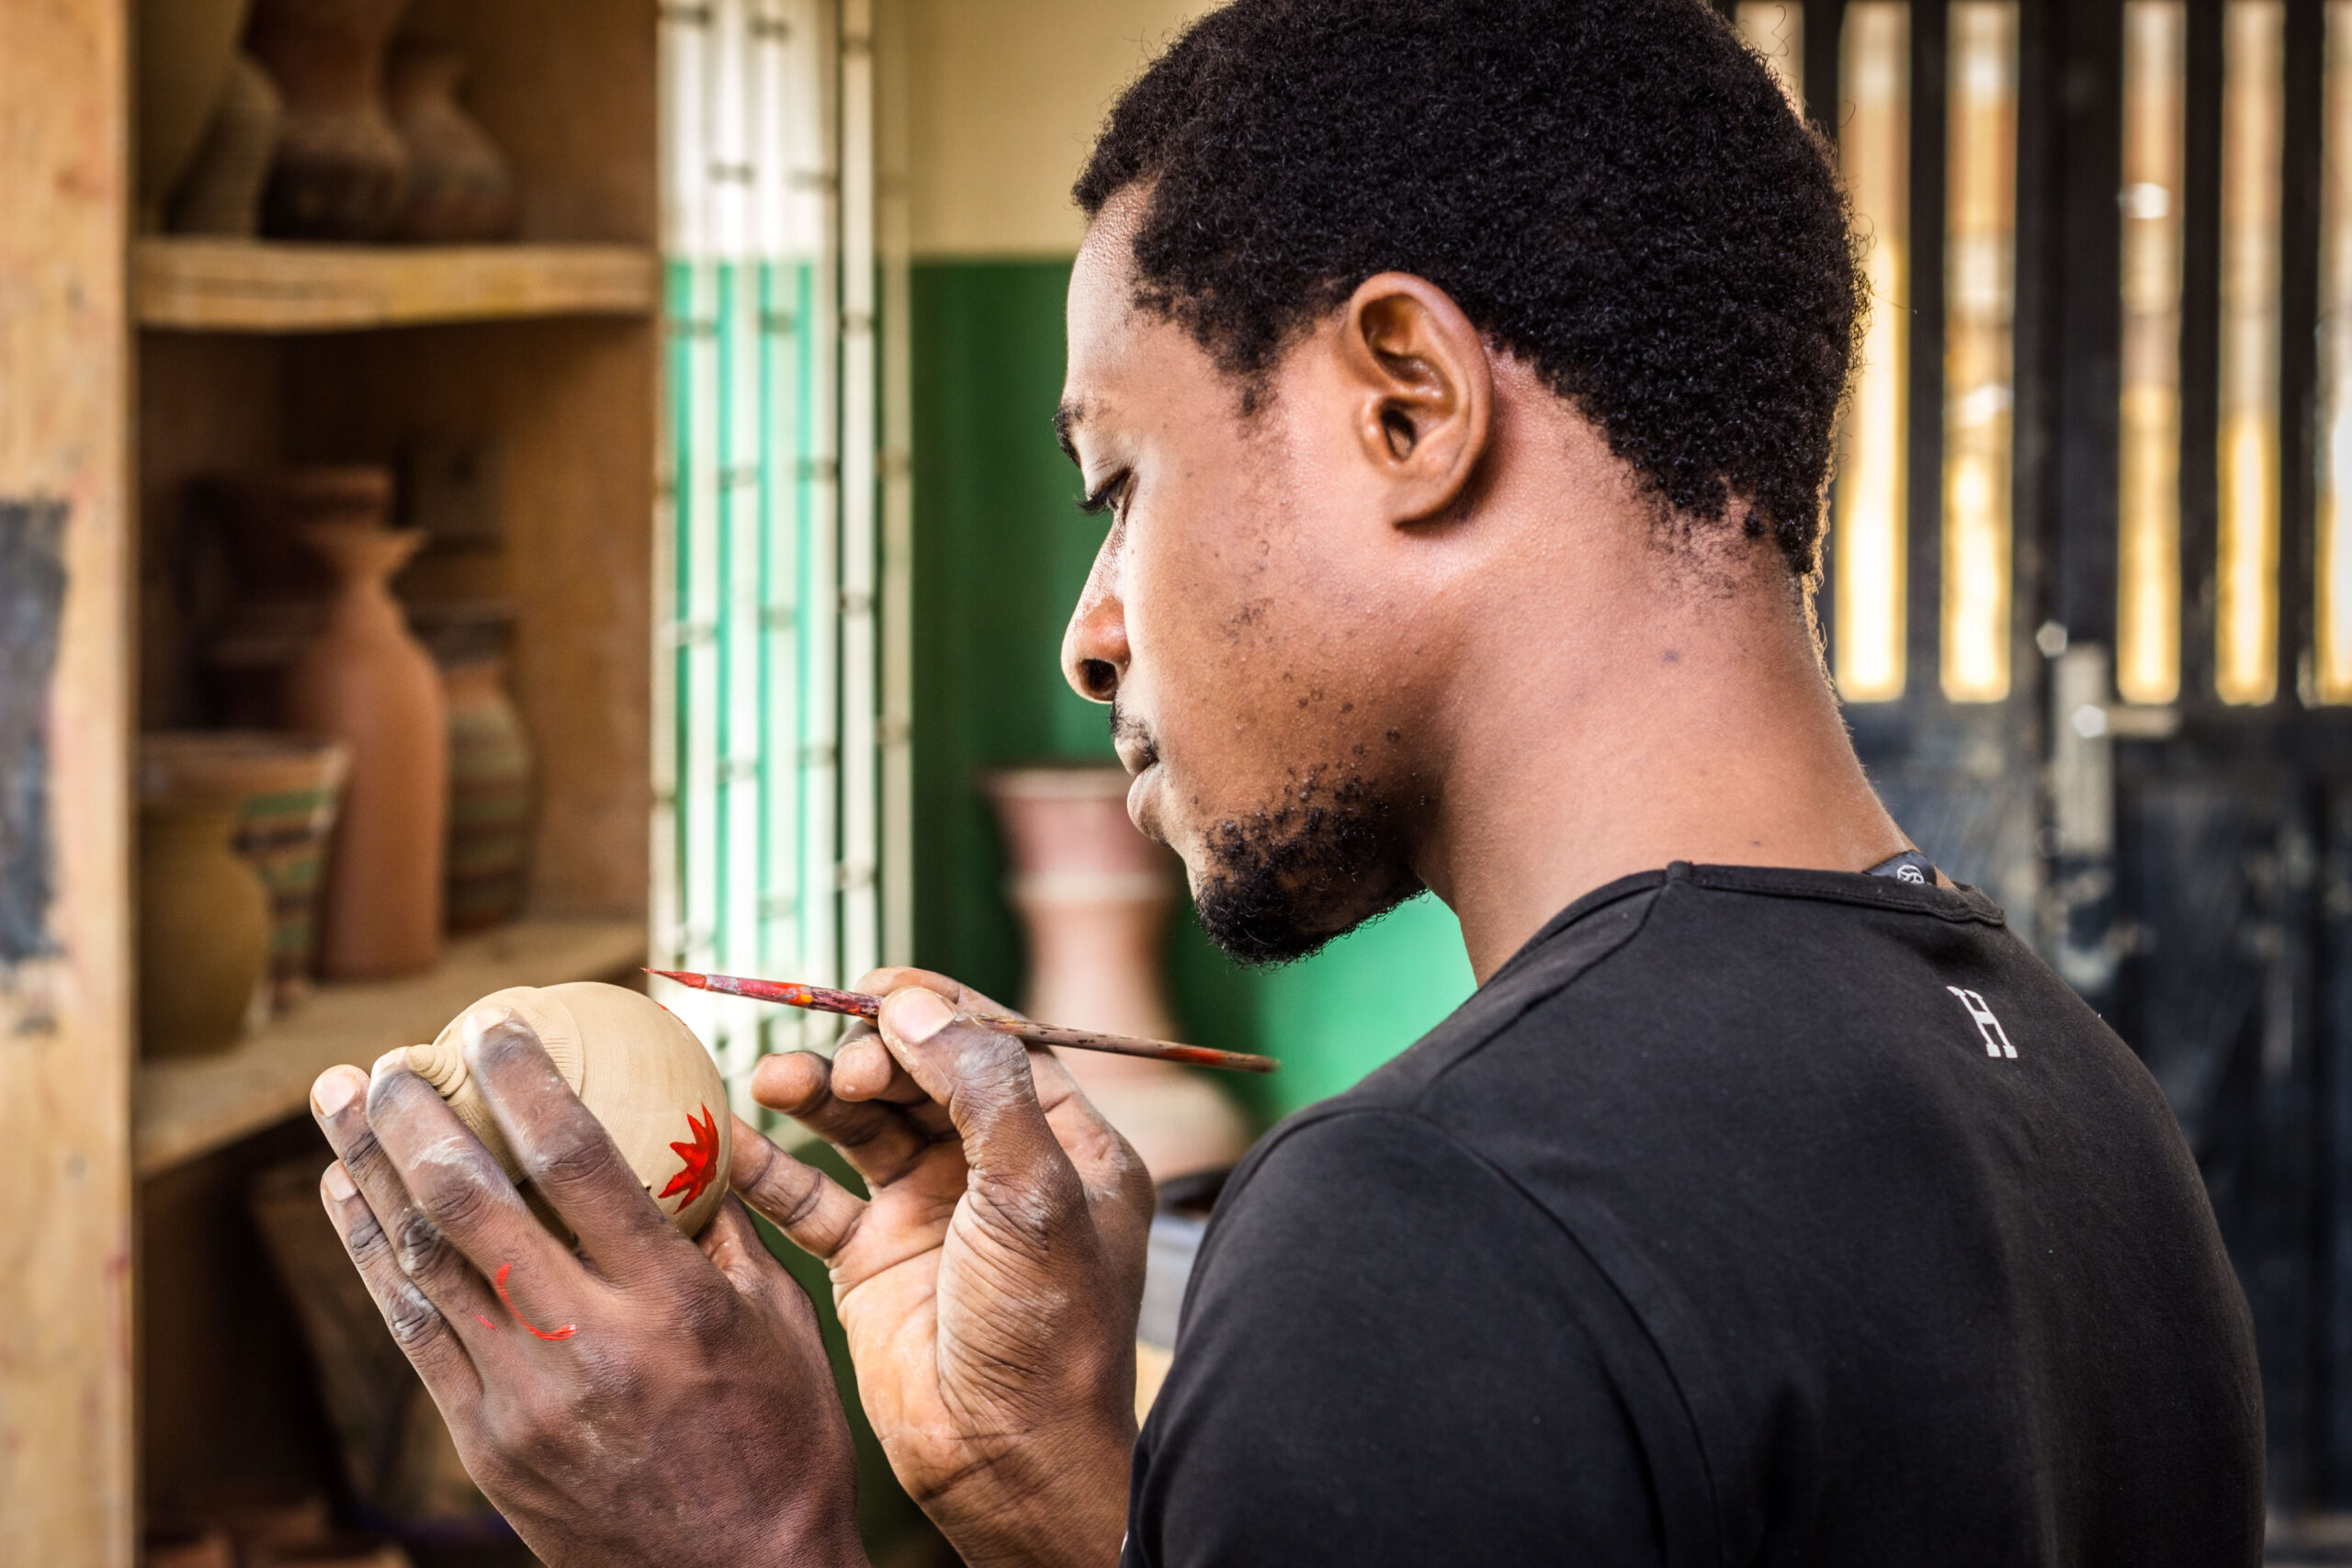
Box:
[403,981,732,1236]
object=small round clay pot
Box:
[141,731,350,1007]
[139,797,272,1058]
[387,48,515,242]
[250,1534,412,1568]
[164,1477,332,1559]
[247,0,413,239]
[401,981,732,1237]
[141,1520,236,1568]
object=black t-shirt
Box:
[1124,863,2263,1566]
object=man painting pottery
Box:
[305,1,2263,1562]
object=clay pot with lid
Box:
[247,0,413,239]
[397,981,732,1237]
[283,473,446,978]
[985,765,1252,1181]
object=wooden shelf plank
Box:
[136,918,646,1178]
[136,239,662,333]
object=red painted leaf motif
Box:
[659,1103,721,1210]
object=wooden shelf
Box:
[135,917,646,1178]
[136,239,662,333]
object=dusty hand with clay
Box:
[309,1007,868,1568]
[734,966,1156,1568]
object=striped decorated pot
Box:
[141,731,350,1008]
[442,657,533,932]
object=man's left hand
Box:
[309,1003,868,1568]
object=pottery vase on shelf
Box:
[400,982,731,1238]
[986,766,1252,1182]
[168,53,285,237]
[286,513,446,978]
[247,0,413,240]
[136,0,255,230]
[387,48,515,243]
[195,467,383,725]
[441,656,533,933]
[139,797,271,1058]
[142,731,349,1008]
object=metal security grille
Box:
[653,0,910,1107]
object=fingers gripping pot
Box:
[400,982,732,1237]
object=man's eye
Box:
[1080,470,1131,519]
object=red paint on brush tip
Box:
[494,1263,577,1341]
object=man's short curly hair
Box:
[1074,0,1861,575]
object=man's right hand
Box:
[729,967,1156,1568]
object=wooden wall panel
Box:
[0,0,136,1559]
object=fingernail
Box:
[311,1068,359,1118]
[371,1047,412,1080]
[323,1161,356,1201]
[882,987,954,1044]
[459,1003,516,1053]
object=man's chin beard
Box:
[1188,767,1426,967]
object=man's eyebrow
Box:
[1053,401,1084,465]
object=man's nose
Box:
[1061,592,1127,705]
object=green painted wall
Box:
[910,259,1477,1122]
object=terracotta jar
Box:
[169,53,286,237]
[247,0,413,240]
[986,766,1251,1181]
[286,508,446,978]
[136,0,254,228]
[139,798,271,1058]
[387,48,515,243]
[400,982,731,1237]
[142,731,350,1008]
[441,657,533,932]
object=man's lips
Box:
[1125,761,1162,840]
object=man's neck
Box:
[1414,554,1905,984]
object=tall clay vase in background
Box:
[140,798,272,1058]
[387,48,515,242]
[247,0,413,240]
[287,521,446,978]
[441,657,533,932]
[986,767,1252,1182]
[168,53,286,237]
[135,0,254,229]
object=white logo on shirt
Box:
[1947,987,2016,1058]
[1893,863,1926,884]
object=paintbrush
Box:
[647,969,1279,1074]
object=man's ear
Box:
[1337,272,1493,525]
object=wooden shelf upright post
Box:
[0,0,138,1561]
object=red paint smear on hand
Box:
[493,1263,577,1341]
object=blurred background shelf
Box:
[135,916,645,1178]
[135,238,662,333]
